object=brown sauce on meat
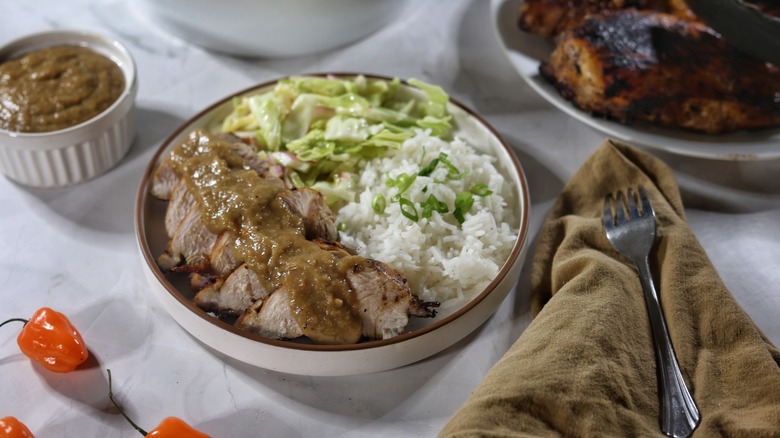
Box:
[0,45,125,133]
[168,130,362,344]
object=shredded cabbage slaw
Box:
[220,75,452,205]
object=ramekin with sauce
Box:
[0,30,137,187]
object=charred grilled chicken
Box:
[517,0,698,40]
[518,0,660,39]
[539,10,780,134]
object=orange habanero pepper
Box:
[107,370,211,438]
[1,307,89,373]
[0,416,35,438]
[146,417,210,438]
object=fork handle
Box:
[636,257,701,438]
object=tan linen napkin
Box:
[439,140,780,437]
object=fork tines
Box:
[603,186,651,227]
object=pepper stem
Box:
[107,369,149,436]
[0,318,28,329]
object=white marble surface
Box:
[1,1,779,437]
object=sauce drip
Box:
[169,130,362,344]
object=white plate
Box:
[135,74,531,376]
[490,0,780,161]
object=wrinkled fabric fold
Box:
[439,140,780,437]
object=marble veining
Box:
[1,0,779,436]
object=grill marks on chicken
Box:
[317,240,423,339]
[539,10,780,133]
[516,0,780,134]
[347,258,425,340]
[152,129,437,344]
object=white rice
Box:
[336,129,518,307]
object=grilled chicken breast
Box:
[194,263,270,315]
[518,0,698,39]
[518,0,656,39]
[539,10,780,134]
[232,251,438,342]
[151,130,438,344]
[237,287,304,340]
[278,188,338,241]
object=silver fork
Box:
[603,186,700,438]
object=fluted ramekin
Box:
[0,30,138,187]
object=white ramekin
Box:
[0,30,138,188]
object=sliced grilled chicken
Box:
[151,157,179,201]
[316,239,438,337]
[279,188,338,241]
[152,128,439,345]
[539,10,780,133]
[165,180,198,238]
[346,258,438,340]
[194,263,270,315]
[151,130,282,202]
[210,232,239,278]
[236,287,303,340]
[225,140,280,178]
[314,239,351,258]
[158,188,339,274]
[202,240,439,342]
[158,204,218,271]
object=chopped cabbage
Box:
[221,75,453,205]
